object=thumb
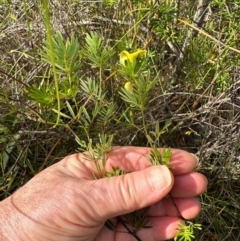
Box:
[87,165,173,221]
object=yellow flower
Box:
[185,130,192,136]
[124,81,133,92]
[119,49,146,66]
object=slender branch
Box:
[0,68,29,88]
[178,18,240,54]
[118,217,142,241]
[178,0,212,59]
[169,193,187,221]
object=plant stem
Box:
[42,0,60,127]
[169,193,187,222]
[118,217,142,241]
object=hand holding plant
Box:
[0,147,207,241]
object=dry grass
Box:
[0,1,240,240]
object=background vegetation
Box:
[0,0,240,240]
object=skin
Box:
[0,147,207,241]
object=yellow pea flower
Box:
[185,130,192,136]
[119,49,146,66]
[124,81,133,92]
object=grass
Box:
[1,0,240,240]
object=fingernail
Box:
[190,153,199,166]
[148,166,172,191]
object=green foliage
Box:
[25,84,55,108]
[174,221,202,241]
[119,75,156,110]
[42,31,81,99]
[122,207,151,231]
[76,134,113,177]
[148,146,172,166]
[42,0,61,125]
[104,219,116,231]
[83,32,113,68]
[42,32,81,80]
[149,1,177,41]
[81,77,104,100]
[82,32,114,83]
[0,125,9,145]
[103,0,117,7]
[1,0,240,240]
[104,167,129,178]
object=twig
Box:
[0,68,29,88]
[169,193,187,221]
[178,18,240,54]
[118,217,142,241]
[178,0,212,60]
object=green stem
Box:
[141,107,153,146]
[42,0,60,127]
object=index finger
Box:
[105,146,198,175]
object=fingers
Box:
[146,172,207,220]
[64,147,199,179]
[148,197,201,219]
[171,172,208,197]
[105,146,199,175]
[173,197,201,219]
[97,196,201,241]
[82,165,173,222]
[59,147,206,229]
[97,216,181,241]
[169,151,199,175]
[114,216,181,241]
[98,196,201,241]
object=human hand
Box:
[0,147,207,241]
